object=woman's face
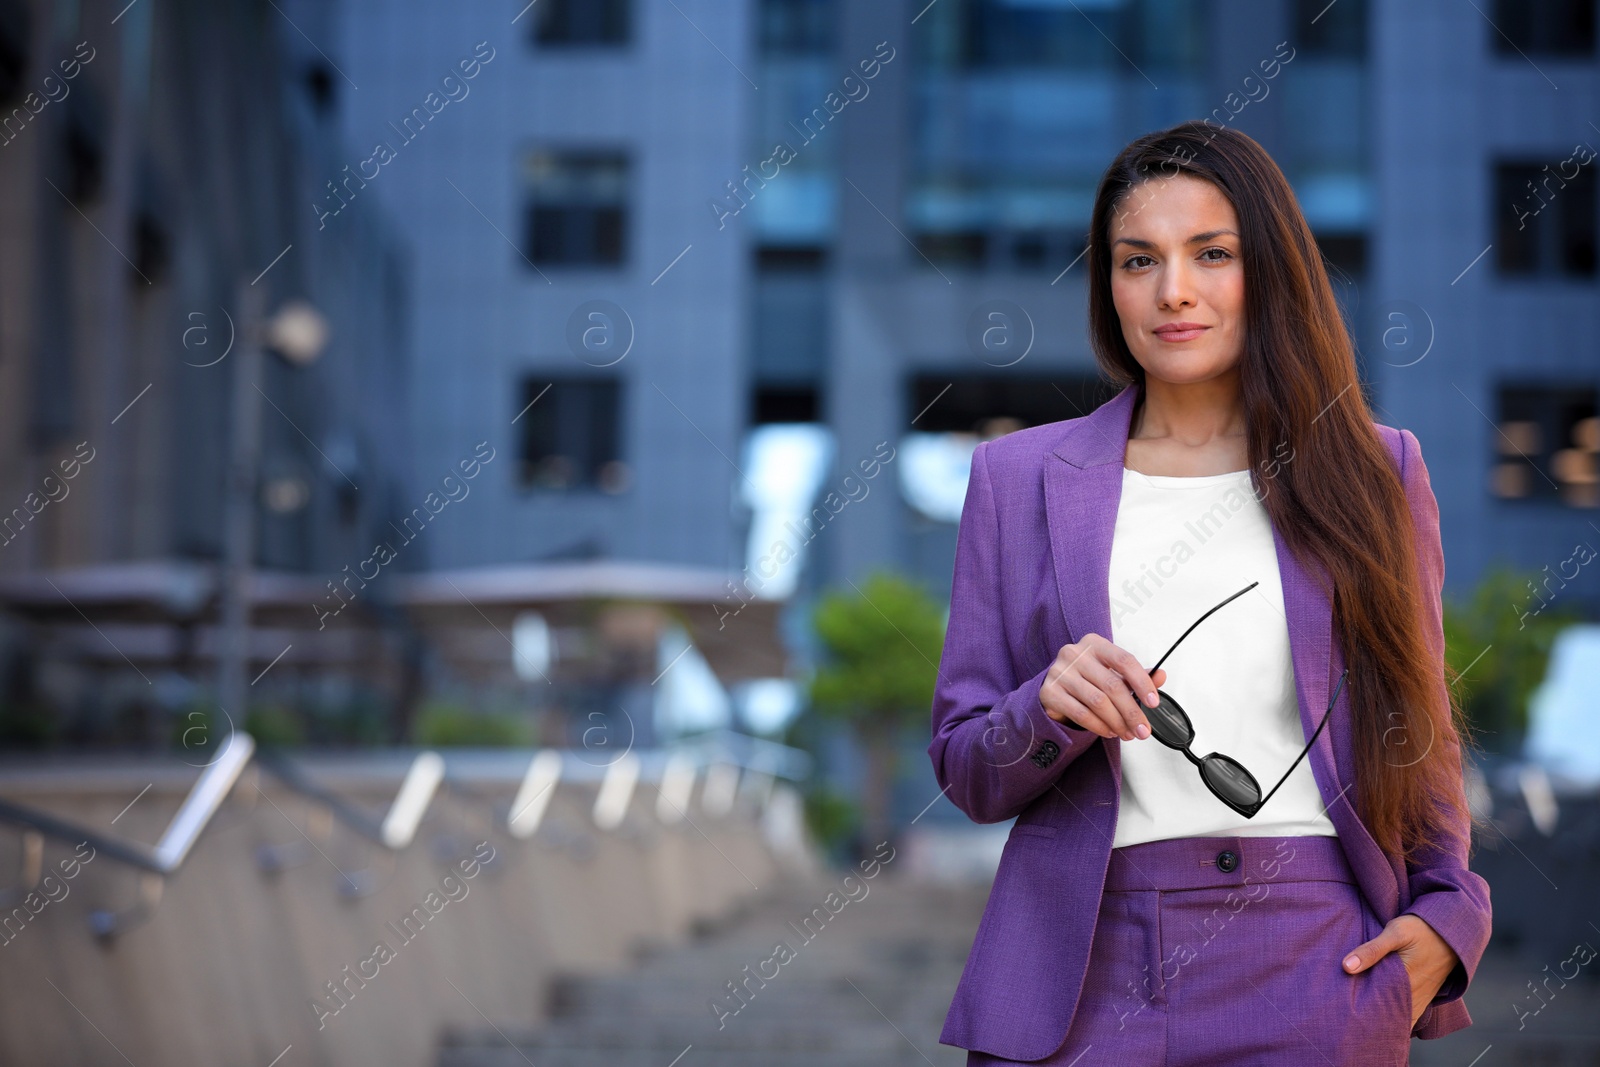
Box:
[1107,173,1245,386]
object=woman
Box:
[928,121,1492,1065]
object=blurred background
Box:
[0,0,1597,1063]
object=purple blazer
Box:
[928,382,1492,1060]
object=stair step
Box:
[437,876,987,1067]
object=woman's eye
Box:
[1200,247,1232,262]
[1123,255,1153,269]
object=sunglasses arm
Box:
[1254,668,1349,813]
[1151,581,1261,673]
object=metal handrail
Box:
[0,830,43,906]
[0,731,255,876]
[0,731,811,874]
[250,749,403,846]
[0,795,166,873]
[0,729,809,940]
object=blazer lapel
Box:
[1039,383,1395,918]
[1271,524,1354,810]
[1042,383,1138,784]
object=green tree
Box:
[808,570,946,850]
[413,701,532,746]
[1443,562,1584,754]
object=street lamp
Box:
[215,282,330,727]
[267,299,331,367]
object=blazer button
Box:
[1215,849,1239,873]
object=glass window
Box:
[1315,233,1366,278]
[521,150,629,267]
[953,0,1133,71]
[749,0,844,244]
[900,373,1118,523]
[1294,0,1366,58]
[533,0,630,46]
[909,0,1206,272]
[0,1,27,107]
[517,378,627,491]
[907,372,1117,434]
[752,245,828,385]
[1489,0,1596,58]
[1495,158,1597,277]
[760,0,834,54]
[1493,383,1599,506]
[752,385,820,423]
[917,0,1203,72]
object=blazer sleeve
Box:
[928,440,1100,825]
[1394,427,1493,1007]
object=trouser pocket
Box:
[1351,884,1415,1050]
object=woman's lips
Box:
[1153,325,1209,342]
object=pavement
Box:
[436,866,1600,1066]
[1408,944,1600,1067]
[437,870,981,1066]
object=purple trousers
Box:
[966,835,1414,1066]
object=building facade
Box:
[334,0,753,573]
[0,0,415,739]
[334,0,1597,715]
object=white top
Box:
[1108,466,1337,848]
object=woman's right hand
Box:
[1038,634,1165,742]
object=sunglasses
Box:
[1142,581,1348,819]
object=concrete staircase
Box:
[1407,947,1600,1067]
[437,873,988,1066]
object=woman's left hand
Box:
[1343,913,1459,1027]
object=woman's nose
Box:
[1158,266,1196,309]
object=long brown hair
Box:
[1085,120,1480,863]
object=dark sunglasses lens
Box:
[1147,691,1192,747]
[1201,756,1261,807]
